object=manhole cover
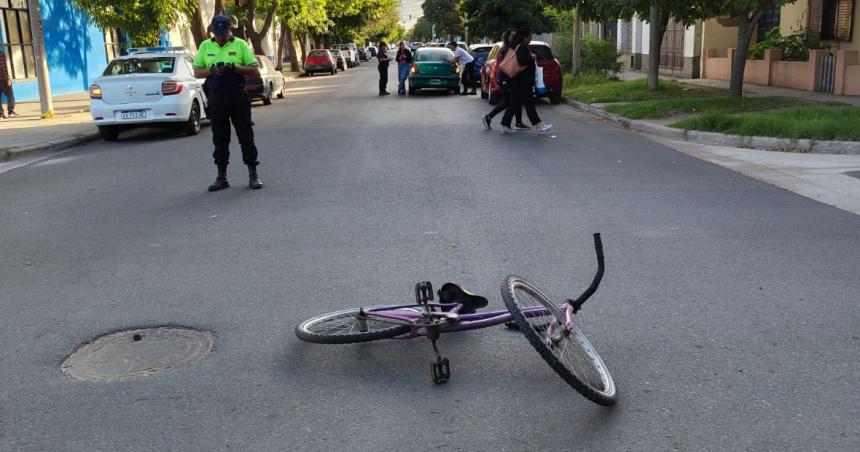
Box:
[61,327,214,382]
[845,171,860,180]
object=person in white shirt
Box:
[447,42,476,96]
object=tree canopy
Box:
[422,0,463,39]
[71,0,186,46]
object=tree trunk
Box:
[314,35,322,50]
[286,26,300,72]
[299,34,308,63]
[647,5,663,91]
[730,4,771,97]
[276,22,288,70]
[214,0,225,15]
[188,1,208,47]
[572,6,582,76]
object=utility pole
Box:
[26,0,53,118]
[572,5,582,76]
[464,13,468,44]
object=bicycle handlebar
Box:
[567,233,604,313]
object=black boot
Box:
[208,165,230,192]
[248,165,263,190]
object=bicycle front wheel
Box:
[296,306,414,344]
[501,276,617,406]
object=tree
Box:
[422,0,463,39]
[461,0,556,41]
[229,0,279,54]
[71,0,182,46]
[410,16,433,41]
[178,0,209,47]
[277,0,331,69]
[706,0,796,97]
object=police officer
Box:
[193,15,263,191]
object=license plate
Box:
[429,79,442,85]
[121,110,146,120]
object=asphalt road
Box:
[1,65,859,451]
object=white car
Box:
[333,43,359,68]
[89,47,208,141]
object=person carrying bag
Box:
[500,27,552,134]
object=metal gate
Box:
[817,53,836,93]
[660,18,685,72]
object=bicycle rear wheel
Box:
[296,306,415,344]
[501,276,617,406]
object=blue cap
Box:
[211,15,232,37]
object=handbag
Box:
[498,45,527,79]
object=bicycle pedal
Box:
[431,357,450,384]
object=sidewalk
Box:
[0,92,98,161]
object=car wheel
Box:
[408,85,416,95]
[452,85,461,95]
[305,71,311,77]
[277,82,285,99]
[488,90,501,105]
[183,101,202,136]
[98,125,119,141]
[550,91,561,105]
[263,85,273,105]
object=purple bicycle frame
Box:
[362,303,554,339]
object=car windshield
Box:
[530,45,554,60]
[471,47,491,56]
[416,49,453,62]
[309,50,328,57]
[103,57,176,76]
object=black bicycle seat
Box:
[437,282,489,314]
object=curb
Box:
[563,98,860,155]
[0,132,101,162]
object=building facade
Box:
[0,0,282,103]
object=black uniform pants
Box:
[208,90,258,167]
[378,64,389,93]
[0,81,14,113]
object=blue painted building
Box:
[0,0,149,102]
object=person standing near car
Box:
[377,42,391,96]
[446,42,474,95]
[483,29,523,130]
[501,27,552,134]
[193,15,263,191]
[0,47,17,119]
[395,41,413,95]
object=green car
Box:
[408,48,461,95]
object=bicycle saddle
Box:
[437,282,489,314]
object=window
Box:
[529,45,554,60]
[0,0,36,80]
[809,0,855,42]
[103,57,176,76]
[104,29,122,62]
[757,4,781,42]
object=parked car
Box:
[329,49,347,71]
[408,47,460,95]
[248,55,285,105]
[368,46,378,57]
[304,49,337,76]
[89,47,207,141]
[469,44,493,88]
[357,47,368,62]
[480,40,563,105]
[410,42,422,54]
[333,43,359,67]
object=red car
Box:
[304,49,337,76]
[480,40,563,105]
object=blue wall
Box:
[10,0,109,101]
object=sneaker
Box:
[6,111,18,117]
[535,123,553,133]
[482,115,491,130]
[501,126,516,135]
[468,91,477,95]
[515,123,530,130]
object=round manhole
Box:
[61,327,214,382]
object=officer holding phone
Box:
[193,15,263,191]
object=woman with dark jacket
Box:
[395,41,414,95]
[500,27,552,134]
[482,29,524,130]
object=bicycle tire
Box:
[296,306,414,344]
[501,276,617,406]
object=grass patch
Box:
[671,106,860,141]
[563,74,720,104]
[603,96,811,119]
